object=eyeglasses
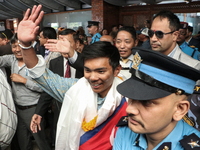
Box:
[148,30,175,39]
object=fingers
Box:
[35,11,44,26]
[38,124,41,131]
[28,5,37,21]
[30,5,42,23]
[23,8,31,21]
[44,44,57,51]
[47,39,58,43]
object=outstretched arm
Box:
[17,5,44,68]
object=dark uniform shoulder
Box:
[116,116,128,127]
[179,133,200,149]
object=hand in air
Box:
[17,5,44,46]
[44,35,73,54]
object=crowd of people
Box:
[1,4,200,150]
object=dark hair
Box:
[10,33,18,44]
[146,20,151,24]
[116,26,137,40]
[81,41,120,72]
[153,10,180,31]
[188,26,193,33]
[59,29,76,36]
[73,34,83,44]
[41,27,57,39]
[4,29,13,40]
[111,25,118,29]
[0,32,7,39]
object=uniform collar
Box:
[133,120,183,150]
[92,32,101,40]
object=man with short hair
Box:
[87,21,101,44]
[17,5,127,150]
[100,35,114,45]
[186,25,200,51]
[177,22,200,60]
[39,27,61,68]
[137,27,151,49]
[149,10,200,70]
[113,47,200,150]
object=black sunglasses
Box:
[148,30,175,39]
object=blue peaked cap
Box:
[117,47,200,100]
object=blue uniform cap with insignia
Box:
[117,47,200,100]
[87,21,99,28]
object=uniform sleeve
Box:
[113,128,123,150]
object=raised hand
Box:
[17,5,44,46]
[44,35,71,53]
[44,35,75,57]
[30,114,42,133]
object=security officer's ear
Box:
[173,95,190,121]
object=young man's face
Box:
[84,57,120,98]
[60,34,76,59]
[150,17,177,55]
[0,37,8,46]
[88,26,97,36]
[11,41,23,60]
[177,29,187,45]
[126,94,179,135]
[116,30,136,59]
[39,31,48,46]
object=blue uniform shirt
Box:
[113,119,200,150]
[91,32,101,44]
[180,41,200,60]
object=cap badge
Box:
[123,117,128,122]
[194,86,200,92]
[188,139,200,148]
[132,52,142,70]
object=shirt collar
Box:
[168,44,178,58]
[120,54,134,61]
[186,37,192,44]
[92,32,101,40]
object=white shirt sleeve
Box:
[68,51,78,64]
[28,55,46,79]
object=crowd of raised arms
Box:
[1,4,200,150]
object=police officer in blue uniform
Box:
[87,21,101,44]
[177,22,200,60]
[113,47,200,150]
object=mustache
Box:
[127,113,144,128]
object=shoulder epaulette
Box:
[116,116,128,127]
[157,142,171,150]
[193,85,200,94]
[179,133,200,149]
